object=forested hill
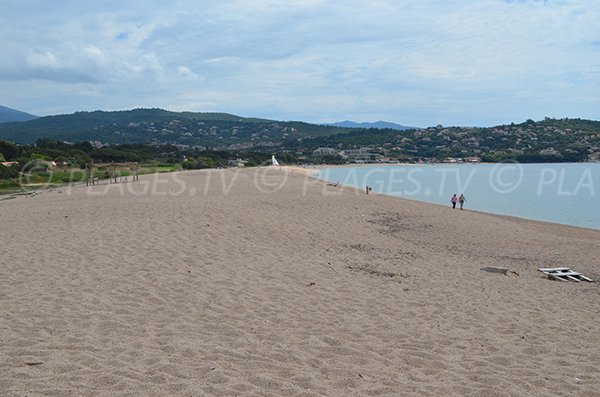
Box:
[293,118,600,162]
[0,108,351,146]
[0,108,598,162]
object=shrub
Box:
[0,164,19,179]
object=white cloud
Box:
[176,65,201,81]
[26,50,59,69]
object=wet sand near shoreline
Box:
[1,167,599,396]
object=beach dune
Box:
[1,167,599,396]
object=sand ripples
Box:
[2,169,600,396]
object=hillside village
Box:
[133,117,600,164]
[300,119,600,164]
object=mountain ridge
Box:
[323,120,417,130]
[0,105,39,123]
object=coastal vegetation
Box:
[0,138,288,193]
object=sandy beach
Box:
[1,167,599,397]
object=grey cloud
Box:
[0,0,599,126]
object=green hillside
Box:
[293,118,600,162]
[0,108,350,147]
[0,108,598,163]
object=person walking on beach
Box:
[458,193,466,210]
[451,194,458,209]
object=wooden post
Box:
[85,162,94,186]
[132,162,139,182]
[85,162,140,184]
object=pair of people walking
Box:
[451,193,466,210]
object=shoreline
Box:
[309,163,600,231]
[3,163,599,232]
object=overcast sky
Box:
[1,0,599,127]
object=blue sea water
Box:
[313,163,600,230]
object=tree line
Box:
[0,139,300,182]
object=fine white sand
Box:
[1,167,599,396]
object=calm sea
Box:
[313,163,600,230]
